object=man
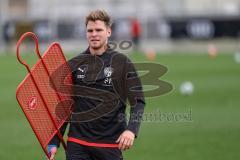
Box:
[130,17,142,51]
[48,9,145,160]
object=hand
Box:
[116,130,135,151]
[47,145,58,160]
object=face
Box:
[86,20,111,51]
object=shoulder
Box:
[67,50,89,70]
[109,50,131,64]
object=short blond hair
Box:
[85,9,112,27]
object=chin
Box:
[90,45,100,49]
[91,43,105,50]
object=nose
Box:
[92,30,97,36]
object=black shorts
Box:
[66,141,123,160]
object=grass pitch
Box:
[0,52,239,159]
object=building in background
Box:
[1,0,240,52]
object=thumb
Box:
[50,153,55,160]
[49,147,57,160]
[116,135,122,143]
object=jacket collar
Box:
[83,45,114,56]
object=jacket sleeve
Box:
[48,59,74,147]
[124,58,145,137]
[48,121,68,147]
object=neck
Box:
[89,44,108,56]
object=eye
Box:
[96,29,103,32]
[87,29,93,33]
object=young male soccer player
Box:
[48,9,145,160]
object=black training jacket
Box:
[49,47,145,146]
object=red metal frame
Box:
[16,32,71,158]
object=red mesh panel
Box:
[16,42,73,156]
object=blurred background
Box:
[0,0,240,160]
[1,0,240,53]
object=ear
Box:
[107,27,111,38]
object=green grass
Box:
[0,52,240,159]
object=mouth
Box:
[91,39,100,42]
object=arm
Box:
[47,121,68,160]
[117,58,145,150]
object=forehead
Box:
[86,20,107,29]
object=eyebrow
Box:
[87,28,104,32]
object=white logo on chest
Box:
[104,67,113,77]
[77,66,87,79]
[104,67,113,85]
[78,67,86,72]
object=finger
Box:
[127,139,134,150]
[119,137,126,150]
[127,139,133,149]
[118,137,124,150]
[50,147,57,160]
[116,135,122,143]
[130,139,134,147]
[128,139,133,149]
[126,138,133,150]
[121,137,129,150]
[50,153,55,160]
[123,139,130,151]
[124,138,134,151]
